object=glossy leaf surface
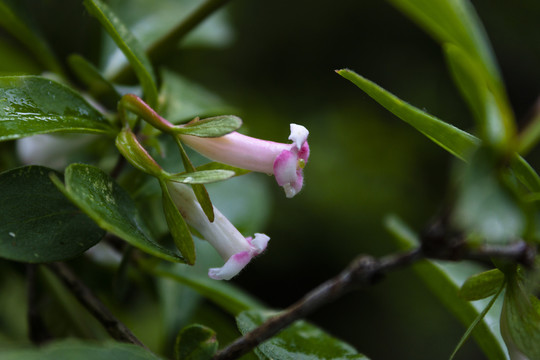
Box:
[0,166,104,263]
[236,310,369,360]
[0,76,115,141]
[52,163,185,263]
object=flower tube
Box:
[179,123,309,198]
[167,182,269,280]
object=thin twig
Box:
[213,241,536,360]
[47,262,147,349]
[213,249,422,360]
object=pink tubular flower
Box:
[180,123,310,198]
[167,182,269,280]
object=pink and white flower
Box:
[167,182,269,280]
[180,123,310,198]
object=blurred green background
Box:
[2,0,540,359]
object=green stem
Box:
[119,94,173,131]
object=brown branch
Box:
[213,249,422,360]
[213,241,536,360]
[46,262,147,349]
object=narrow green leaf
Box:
[236,310,369,360]
[444,44,486,124]
[67,54,120,104]
[0,1,63,74]
[84,0,158,108]
[160,180,196,265]
[385,215,508,360]
[175,324,218,360]
[115,127,164,177]
[387,0,501,87]
[145,262,264,316]
[175,137,214,222]
[0,338,164,360]
[167,170,235,184]
[0,166,105,263]
[459,269,505,301]
[386,0,515,148]
[337,69,479,160]
[195,162,251,177]
[502,276,540,359]
[52,163,185,263]
[337,69,540,193]
[443,44,512,148]
[173,116,242,138]
[450,282,506,360]
[0,76,116,141]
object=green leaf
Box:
[51,163,185,263]
[84,0,158,108]
[236,310,369,360]
[387,0,515,148]
[451,282,506,360]
[196,162,251,177]
[453,149,525,244]
[337,69,479,160]
[174,116,243,138]
[175,324,218,360]
[0,339,164,360]
[502,276,540,359]
[460,269,505,301]
[145,262,264,316]
[0,0,63,74]
[67,54,120,105]
[160,69,232,124]
[115,127,164,177]
[0,166,105,263]
[385,215,508,360]
[175,137,215,222]
[0,76,116,141]
[160,180,196,265]
[167,170,235,184]
[337,69,540,193]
